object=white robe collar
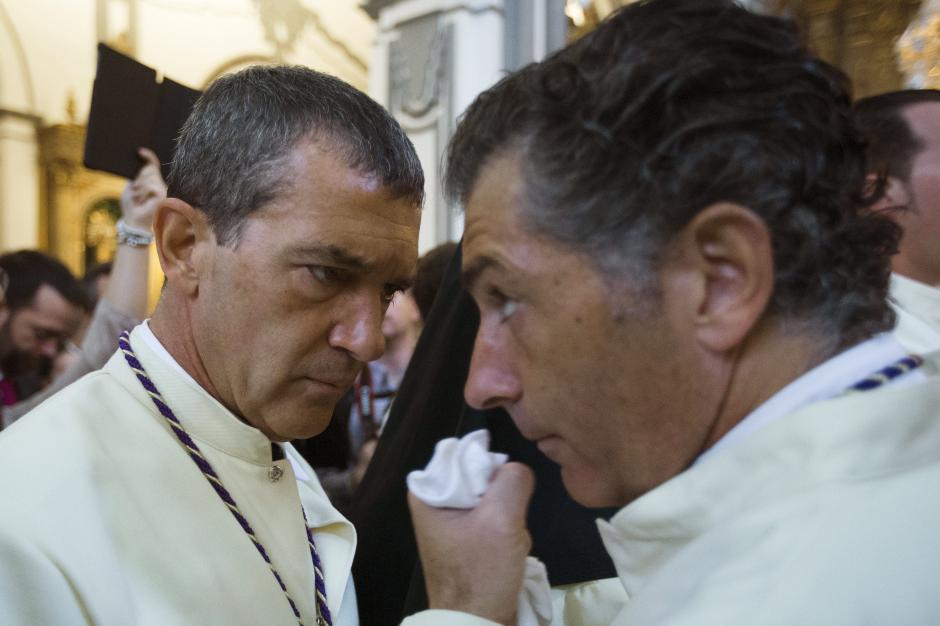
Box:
[697,333,920,465]
[118,324,347,531]
[598,344,940,600]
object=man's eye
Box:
[382,285,404,304]
[498,299,518,321]
[308,266,343,283]
[33,328,54,342]
[487,287,518,322]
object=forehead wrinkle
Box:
[290,243,371,270]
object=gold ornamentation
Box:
[897,0,940,88]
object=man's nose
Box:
[38,338,60,359]
[327,292,387,363]
[464,326,521,410]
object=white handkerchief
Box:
[407,429,507,507]
[407,429,554,626]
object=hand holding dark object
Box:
[120,148,166,231]
[408,462,535,625]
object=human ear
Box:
[152,198,214,297]
[664,202,774,354]
[866,173,911,214]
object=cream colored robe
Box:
[405,353,940,625]
[890,273,940,353]
[0,326,358,625]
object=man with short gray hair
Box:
[0,65,423,625]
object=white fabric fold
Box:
[407,429,554,626]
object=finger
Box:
[137,147,160,167]
[407,489,439,521]
[482,462,535,525]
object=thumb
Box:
[137,147,160,166]
[483,462,535,525]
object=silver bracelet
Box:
[116,219,154,248]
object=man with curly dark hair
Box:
[854,89,940,354]
[401,1,940,624]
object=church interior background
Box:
[1,0,938,308]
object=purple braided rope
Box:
[118,331,331,626]
[850,355,924,391]
[302,508,334,625]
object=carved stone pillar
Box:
[0,111,41,251]
[364,0,565,250]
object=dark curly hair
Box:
[446,0,898,350]
[0,250,88,313]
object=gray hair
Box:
[168,65,424,246]
[446,0,899,351]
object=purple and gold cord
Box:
[119,331,333,626]
[849,354,924,391]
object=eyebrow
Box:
[461,256,498,293]
[291,244,416,289]
[292,244,371,270]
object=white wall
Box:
[0,0,376,250]
[0,116,39,249]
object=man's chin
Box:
[260,403,336,442]
[560,466,629,509]
[0,348,43,378]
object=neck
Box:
[149,295,231,412]
[379,327,419,387]
[699,320,836,453]
[893,257,940,289]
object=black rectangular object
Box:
[83,43,201,180]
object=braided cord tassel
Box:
[119,331,331,626]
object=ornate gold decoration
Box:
[38,123,164,310]
[107,30,133,56]
[566,1,921,97]
[37,123,124,276]
[797,0,923,98]
[84,201,119,268]
[896,0,940,88]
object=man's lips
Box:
[302,376,354,392]
[535,436,564,462]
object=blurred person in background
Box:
[0,147,165,426]
[0,250,87,407]
[412,241,457,321]
[83,261,114,307]
[854,89,940,353]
